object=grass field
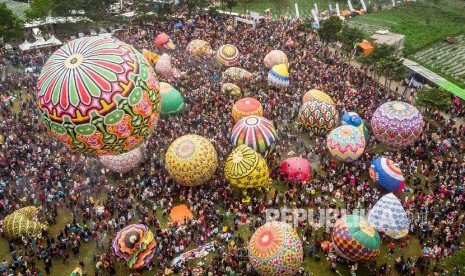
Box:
[349,0,465,55]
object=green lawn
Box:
[349,0,465,55]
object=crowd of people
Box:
[1,11,465,276]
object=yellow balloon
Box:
[302,89,335,106]
[224,145,270,189]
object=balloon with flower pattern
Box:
[326,125,366,162]
[231,116,277,156]
[223,67,253,82]
[299,101,339,136]
[371,101,424,149]
[186,39,214,57]
[341,111,369,143]
[112,224,157,269]
[369,157,405,193]
[224,145,270,189]
[232,98,263,122]
[332,215,381,262]
[165,135,218,187]
[216,44,240,66]
[248,221,303,276]
[302,89,335,106]
[37,37,161,156]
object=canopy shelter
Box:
[403,58,465,100]
[358,41,373,56]
[169,204,194,225]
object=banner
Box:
[295,3,300,19]
[172,242,217,267]
[360,0,367,11]
[314,3,319,14]
[336,3,341,16]
[348,0,354,12]
[392,0,396,6]
[329,3,333,12]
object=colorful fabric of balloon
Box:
[98,146,143,173]
[159,82,184,115]
[186,39,214,57]
[232,98,263,122]
[221,83,242,97]
[112,224,156,269]
[268,64,290,88]
[341,111,369,142]
[302,89,335,106]
[165,134,218,186]
[155,33,175,50]
[279,157,311,183]
[224,145,270,189]
[3,206,48,239]
[231,116,277,156]
[37,37,161,156]
[371,101,424,149]
[264,50,289,69]
[299,101,339,136]
[369,157,405,193]
[216,44,240,66]
[326,125,365,162]
[223,67,253,82]
[332,215,381,262]
[367,193,410,239]
[155,53,174,79]
[142,49,160,66]
[248,221,303,276]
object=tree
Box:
[415,87,452,111]
[184,0,208,17]
[337,25,364,56]
[25,0,52,20]
[134,0,154,18]
[0,3,24,42]
[225,0,237,14]
[318,16,342,44]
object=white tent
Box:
[45,35,62,46]
[19,40,33,51]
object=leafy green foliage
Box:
[26,0,108,21]
[0,3,24,42]
[318,16,342,44]
[337,25,364,53]
[415,87,452,111]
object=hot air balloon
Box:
[221,83,242,97]
[98,146,143,173]
[224,145,270,189]
[367,193,409,239]
[159,82,185,115]
[231,116,277,156]
[268,64,290,88]
[326,125,365,162]
[341,111,369,143]
[279,157,311,183]
[223,67,253,82]
[165,135,218,187]
[112,224,157,269]
[186,39,214,57]
[248,221,303,276]
[302,89,335,106]
[371,101,424,149]
[232,98,263,122]
[155,33,175,50]
[369,157,405,193]
[155,53,175,80]
[3,206,48,239]
[332,215,381,262]
[216,44,240,66]
[37,37,161,156]
[264,50,288,69]
[299,101,339,136]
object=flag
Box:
[312,9,320,28]
[392,0,396,6]
[348,0,354,12]
[314,3,319,14]
[336,3,341,16]
[360,0,367,11]
[329,3,333,12]
[295,3,300,19]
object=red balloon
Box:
[279,157,311,183]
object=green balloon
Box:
[159,82,185,115]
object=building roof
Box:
[403,58,465,100]
[370,31,405,46]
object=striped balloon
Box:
[326,125,365,162]
[369,157,405,193]
[231,116,277,156]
